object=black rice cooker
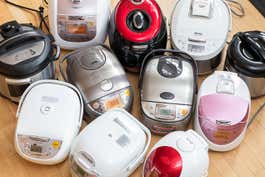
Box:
[109,0,167,72]
[225,31,265,98]
[0,21,59,102]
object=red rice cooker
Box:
[109,0,167,72]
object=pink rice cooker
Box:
[194,71,251,151]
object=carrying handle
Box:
[138,49,198,92]
[126,112,152,172]
[0,31,45,54]
[51,44,60,61]
[238,32,265,62]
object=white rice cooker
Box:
[139,49,198,135]
[143,130,209,177]
[48,0,110,50]
[194,71,251,151]
[59,45,133,119]
[70,108,151,177]
[15,80,83,165]
[170,0,232,74]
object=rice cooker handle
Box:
[126,117,152,171]
[0,31,45,55]
[139,49,198,91]
[238,32,265,62]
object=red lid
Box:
[144,146,182,177]
[115,0,163,43]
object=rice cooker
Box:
[59,45,133,119]
[139,49,198,135]
[70,108,151,177]
[0,21,59,102]
[194,71,251,151]
[170,0,231,75]
[15,80,83,165]
[109,0,167,72]
[225,31,265,98]
[143,130,209,177]
[48,0,110,50]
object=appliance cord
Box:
[248,101,265,128]
[225,0,245,17]
[4,0,50,32]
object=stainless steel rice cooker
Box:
[59,45,133,119]
[139,49,198,135]
[0,21,59,102]
[225,31,265,98]
[170,0,231,75]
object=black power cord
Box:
[4,0,49,32]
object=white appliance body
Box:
[170,0,231,74]
[194,71,251,151]
[15,80,83,164]
[70,108,151,177]
[48,0,110,50]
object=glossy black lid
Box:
[227,31,265,77]
[0,21,54,77]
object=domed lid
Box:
[227,31,265,77]
[115,0,163,43]
[143,146,182,177]
[0,21,54,77]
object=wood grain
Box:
[0,0,264,177]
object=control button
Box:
[92,102,100,110]
[160,92,175,100]
[179,108,189,117]
[52,141,61,149]
[177,138,195,152]
[40,105,52,115]
[100,80,113,91]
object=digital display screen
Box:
[30,144,42,153]
[66,24,87,34]
[104,96,123,110]
[188,44,205,53]
[159,108,171,116]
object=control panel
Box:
[17,134,62,159]
[141,101,191,121]
[90,88,131,113]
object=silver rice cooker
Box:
[170,0,231,75]
[139,49,198,135]
[0,21,59,102]
[59,45,133,119]
[225,31,265,98]
[109,0,167,72]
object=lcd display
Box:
[30,144,42,153]
[66,24,87,34]
[104,96,123,110]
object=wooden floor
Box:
[0,0,264,177]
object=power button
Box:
[40,105,52,115]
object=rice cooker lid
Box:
[143,146,182,177]
[171,0,231,60]
[0,21,54,77]
[199,94,249,126]
[16,80,83,139]
[227,31,265,77]
[71,109,147,176]
[115,0,163,43]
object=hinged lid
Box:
[115,0,163,43]
[171,0,231,61]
